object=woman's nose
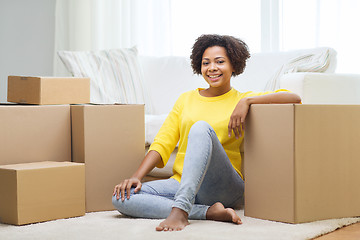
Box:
[209,62,217,71]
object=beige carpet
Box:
[0,209,359,240]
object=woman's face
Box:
[201,46,234,91]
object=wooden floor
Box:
[314,222,360,240]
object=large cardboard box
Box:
[244,104,360,223]
[71,104,145,212]
[0,104,71,165]
[7,76,90,104]
[0,161,85,225]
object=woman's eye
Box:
[217,60,224,64]
[202,62,209,65]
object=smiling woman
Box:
[189,34,250,97]
[112,34,301,231]
[200,46,235,96]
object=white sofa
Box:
[58,46,360,179]
[139,47,360,179]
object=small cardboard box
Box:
[244,104,360,223]
[0,161,85,225]
[71,104,145,212]
[7,76,90,105]
[0,104,71,165]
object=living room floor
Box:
[315,222,360,239]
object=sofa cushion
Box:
[58,47,152,113]
[145,114,168,146]
[147,146,176,178]
[139,56,207,115]
[280,73,360,104]
[264,47,337,91]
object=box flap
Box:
[0,161,83,171]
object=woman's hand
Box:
[112,150,162,201]
[113,177,142,201]
[228,92,301,138]
[228,98,250,139]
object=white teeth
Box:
[209,75,220,78]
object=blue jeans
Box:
[112,121,244,220]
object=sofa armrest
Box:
[279,73,360,104]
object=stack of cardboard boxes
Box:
[0,76,145,225]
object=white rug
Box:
[0,210,359,240]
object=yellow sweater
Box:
[149,88,288,182]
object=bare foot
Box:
[206,202,242,224]
[156,207,189,231]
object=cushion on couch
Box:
[145,114,168,146]
[264,47,337,91]
[58,47,152,113]
[138,55,207,115]
[280,73,360,104]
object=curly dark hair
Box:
[190,34,250,77]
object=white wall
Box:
[0,0,56,102]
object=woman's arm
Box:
[228,92,301,138]
[113,94,186,201]
[113,150,162,201]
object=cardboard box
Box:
[244,104,360,223]
[0,161,85,225]
[0,104,71,165]
[71,104,145,212]
[7,76,90,104]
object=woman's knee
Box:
[112,188,137,213]
[112,193,140,217]
[189,121,213,136]
[112,195,125,211]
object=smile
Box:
[208,74,222,79]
